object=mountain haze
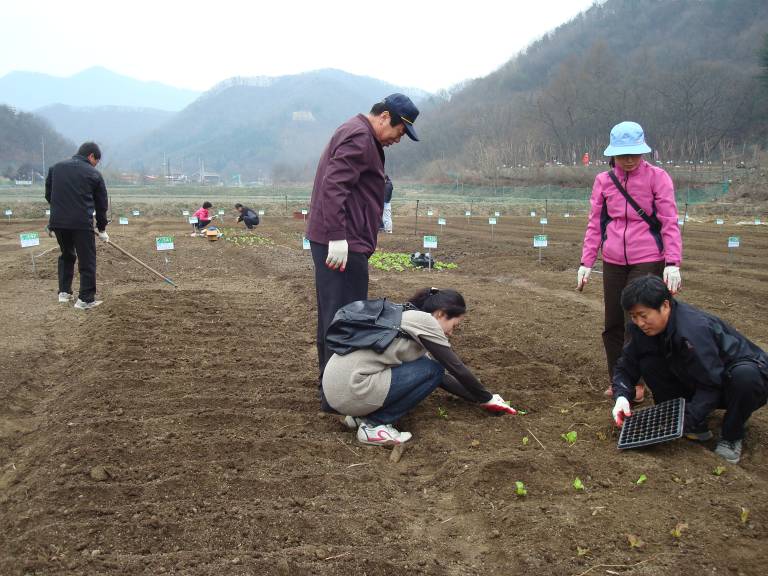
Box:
[118,69,427,180]
[0,67,201,111]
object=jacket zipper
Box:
[622,172,629,264]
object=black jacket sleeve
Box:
[45,167,52,204]
[93,173,109,232]
[419,337,493,403]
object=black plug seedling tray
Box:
[618,397,685,450]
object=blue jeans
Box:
[366,356,444,425]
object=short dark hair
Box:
[408,288,466,319]
[77,142,101,160]
[621,275,671,311]
[234,203,243,209]
[370,101,404,128]
[202,201,212,209]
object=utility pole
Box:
[41,136,45,182]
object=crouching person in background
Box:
[611,276,768,464]
[322,288,517,447]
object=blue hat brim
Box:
[603,142,651,156]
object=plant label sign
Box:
[530,211,536,217]
[258,209,265,216]
[427,209,433,217]
[188,216,199,224]
[728,236,740,248]
[677,218,685,226]
[301,209,308,216]
[564,212,570,218]
[540,217,548,225]
[19,232,40,248]
[5,209,12,216]
[218,209,225,216]
[132,210,140,217]
[488,217,497,225]
[182,210,190,216]
[755,218,762,225]
[155,236,174,251]
[45,209,51,216]
[716,218,724,225]
[494,211,500,217]
[533,234,548,248]
[437,217,446,226]
[302,237,310,250]
[465,210,471,217]
[119,217,129,225]
[423,235,438,249]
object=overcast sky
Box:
[2,0,596,93]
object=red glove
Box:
[482,394,518,415]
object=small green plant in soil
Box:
[572,477,585,491]
[515,481,527,497]
[437,407,449,420]
[740,507,750,524]
[670,522,688,538]
[522,436,529,446]
[561,430,577,445]
[636,474,648,485]
[713,466,727,476]
[368,251,458,272]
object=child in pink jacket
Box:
[577,121,683,399]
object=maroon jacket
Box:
[306,114,385,255]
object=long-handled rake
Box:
[95,231,178,288]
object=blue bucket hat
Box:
[603,121,652,156]
[383,93,419,141]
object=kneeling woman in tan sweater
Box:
[322,287,517,446]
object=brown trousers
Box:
[602,260,665,380]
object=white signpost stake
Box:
[727,236,739,269]
[20,232,41,272]
[302,237,311,250]
[218,209,225,222]
[423,235,437,272]
[488,217,497,241]
[189,215,199,234]
[438,217,446,234]
[540,216,548,234]
[5,209,12,223]
[155,236,174,269]
[533,234,548,264]
[301,208,308,224]
[132,209,140,217]
[465,210,471,227]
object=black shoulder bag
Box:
[608,170,664,252]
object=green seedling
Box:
[576,546,589,557]
[713,466,727,476]
[437,407,449,420]
[636,474,648,485]
[514,481,527,497]
[572,477,585,491]
[522,436,530,446]
[368,251,458,272]
[561,431,577,445]
[626,534,645,549]
[670,522,688,539]
[740,507,750,524]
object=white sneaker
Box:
[58,292,73,303]
[357,422,412,446]
[74,299,103,310]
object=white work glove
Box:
[481,393,518,415]
[612,397,632,427]
[98,231,110,243]
[576,265,592,291]
[325,239,349,271]
[663,265,681,294]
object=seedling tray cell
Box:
[618,397,685,450]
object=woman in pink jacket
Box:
[577,121,682,399]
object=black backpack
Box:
[325,298,414,356]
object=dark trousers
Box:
[194,219,211,230]
[243,217,258,229]
[640,356,767,441]
[365,357,444,425]
[602,260,665,379]
[54,229,97,302]
[310,241,369,379]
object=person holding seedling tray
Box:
[610,276,768,464]
[322,287,518,447]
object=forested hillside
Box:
[0,105,74,181]
[390,0,768,180]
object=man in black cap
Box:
[45,141,109,310]
[306,93,420,385]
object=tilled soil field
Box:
[1,208,767,576]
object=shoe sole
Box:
[358,436,410,447]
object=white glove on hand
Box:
[481,393,518,415]
[98,231,110,242]
[612,397,632,427]
[576,265,592,291]
[663,265,681,294]
[326,239,348,271]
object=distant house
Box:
[292,110,316,122]
[191,171,221,185]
